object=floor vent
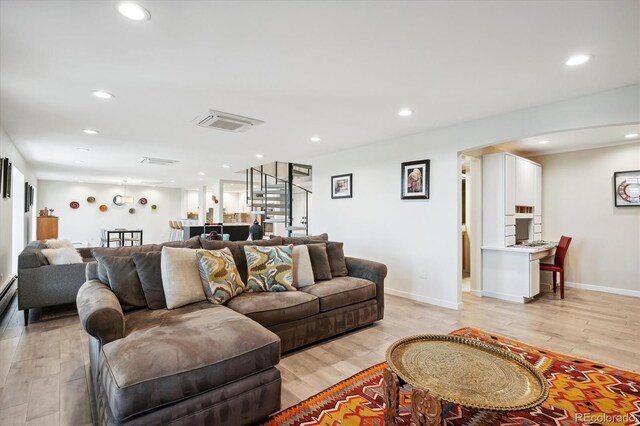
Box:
[194,110,264,133]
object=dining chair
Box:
[540,235,572,299]
[100,229,121,247]
[124,231,141,246]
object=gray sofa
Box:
[77,236,386,425]
[18,240,95,324]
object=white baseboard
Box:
[565,281,640,298]
[470,290,483,297]
[384,288,463,310]
[479,290,524,304]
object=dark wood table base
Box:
[383,368,442,426]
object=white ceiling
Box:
[496,124,640,157]
[1,0,639,188]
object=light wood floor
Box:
[1,287,639,425]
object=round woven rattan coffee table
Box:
[383,334,549,426]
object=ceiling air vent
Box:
[138,157,179,166]
[194,110,264,133]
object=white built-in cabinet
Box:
[482,152,542,247]
[481,152,546,303]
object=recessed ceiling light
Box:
[565,54,591,66]
[398,108,413,117]
[223,165,230,168]
[116,2,151,21]
[624,133,639,139]
[169,179,175,183]
[256,154,264,158]
[92,90,114,99]
[74,160,84,164]
[538,140,550,144]
[76,147,90,152]
[82,129,99,135]
[79,181,84,183]
[198,172,205,176]
[310,136,321,142]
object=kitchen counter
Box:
[482,242,557,253]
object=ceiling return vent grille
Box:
[138,157,179,166]
[194,110,264,133]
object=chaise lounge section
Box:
[77,236,386,425]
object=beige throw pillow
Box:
[292,245,315,288]
[44,239,74,249]
[40,248,83,265]
[161,246,206,309]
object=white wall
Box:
[0,126,37,286]
[311,84,640,310]
[532,143,640,295]
[37,180,182,246]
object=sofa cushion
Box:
[326,241,349,277]
[299,276,376,312]
[101,303,280,421]
[161,235,202,249]
[40,247,83,265]
[225,291,319,327]
[44,238,74,249]
[292,245,314,288]
[132,252,166,309]
[93,245,163,284]
[307,243,332,281]
[282,233,329,245]
[160,247,206,309]
[196,248,245,304]
[245,245,295,292]
[101,255,147,311]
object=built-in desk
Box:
[481,244,556,303]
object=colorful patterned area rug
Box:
[265,327,640,426]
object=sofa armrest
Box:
[345,257,387,320]
[77,280,125,345]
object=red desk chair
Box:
[540,235,572,299]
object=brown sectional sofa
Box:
[77,236,387,426]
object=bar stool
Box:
[175,221,184,241]
[169,220,176,241]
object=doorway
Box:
[459,154,482,297]
[11,166,25,276]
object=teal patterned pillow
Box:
[196,248,246,304]
[244,245,295,292]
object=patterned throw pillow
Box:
[244,245,296,292]
[196,248,246,304]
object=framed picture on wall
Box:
[0,158,3,197]
[331,173,352,199]
[401,159,430,200]
[2,158,11,199]
[614,170,640,207]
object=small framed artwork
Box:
[401,159,430,200]
[331,173,353,199]
[2,158,11,199]
[614,170,640,207]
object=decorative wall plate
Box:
[139,197,148,205]
[70,201,80,209]
[99,204,108,212]
[87,196,96,203]
[151,204,158,210]
[113,195,125,206]
[129,208,136,214]
[614,170,640,207]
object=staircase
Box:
[245,163,311,237]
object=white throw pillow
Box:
[292,245,315,288]
[161,246,206,309]
[41,248,83,265]
[44,239,74,249]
